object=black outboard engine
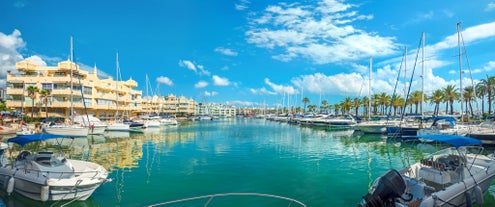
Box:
[360,169,406,207]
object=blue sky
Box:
[1,0,495,109]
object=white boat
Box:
[360,134,495,207]
[0,126,17,135]
[159,117,179,125]
[356,120,399,134]
[73,115,107,134]
[106,122,130,132]
[44,124,89,137]
[0,134,110,201]
[417,116,470,136]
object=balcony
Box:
[6,88,24,95]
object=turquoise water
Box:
[1,118,494,206]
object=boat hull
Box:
[44,126,89,137]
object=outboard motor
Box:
[360,169,406,207]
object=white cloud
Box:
[179,59,210,75]
[212,75,230,86]
[203,91,219,97]
[249,87,277,95]
[264,78,298,94]
[214,47,238,56]
[178,60,197,72]
[246,0,397,64]
[486,2,495,11]
[0,29,26,87]
[25,55,46,66]
[235,0,250,10]
[156,76,173,86]
[195,80,209,88]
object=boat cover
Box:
[8,134,68,146]
[416,134,482,148]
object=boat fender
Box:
[6,177,14,195]
[465,190,472,207]
[40,185,49,202]
[474,185,484,206]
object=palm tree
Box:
[463,86,475,117]
[39,88,51,118]
[379,92,390,115]
[372,94,380,115]
[352,97,361,117]
[476,81,487,115]
[361,96,370,117]
[340,97,352,115]
[333,103,340,115]
[302,97,310,113]
[429,89,444,115]
[390,94,404,116]
[443,84,459,115]
[308,104,316,112]
[321,99,328,113]
[27,85,39,119]
[409,90,423,115]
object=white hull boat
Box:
[360,135,495,207]
[0,134,110,201]
[44,124,89,137]
[106,122,130,132]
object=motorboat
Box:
[0,134,110,201]
[355,119,399,134]
[0,126,16,135]
[106,122,130,132]
[360,134,495,207]
[417,116,470,136]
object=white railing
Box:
[147,192,307,207]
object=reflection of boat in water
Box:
[104,131,130,138]
[0,134,110,201]
[360,135,495,207]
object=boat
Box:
[417,116,470,136]
[43,37,89,137]
[105,53,130,132]
[73,115,107,135]
[359,134,495,207]
[467,117,495,146]
[0,134,110,201]
[0,126,17,135]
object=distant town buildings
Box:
[196,103,236,117]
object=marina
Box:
[0,118,494,206]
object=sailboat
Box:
[44,37,89,137]
[355,57,398,134]
[143,74,161,128]
[359,134,495,207]
[106,52,130,132]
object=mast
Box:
[368,56,372,120]
[457,22,464,121]
[404,46,407,99]
[70,36,74,123]
[115,52,119,121]
[421,32,425,119]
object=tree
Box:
[390,94,404,116]
[39,88,51,118]
[307,104,316,112]
[378,92,390,115]
[302,97,310,113]
[333,103,340,115]
[476,81,487,115]
[443,84,459,115]
[340,97,352,115]
[429,89,444,115]
[27,85,39,118]
[409,90,423,115]
[321,99,328,113]
[352,97,361,117]
[479,75,495,114]
[462,86,475,117]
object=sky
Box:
[1,0,495,110]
